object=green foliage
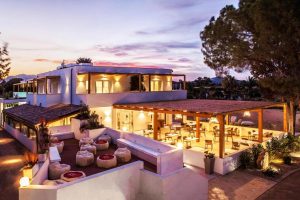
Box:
[283,156,292,165]
[75,104,91,120]
[251,144,264,168]
[76,57,92,64]
[266,135,300,161]
[200,0,300,99]
[0,43,11,81]
[204,151,215,159]
[77,104,104,132]
[239,150,252,169]
[37,119,49,154]
[262,167,279,177]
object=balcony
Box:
[27,93,61,107]
[74,90,187,107]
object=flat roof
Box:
[4,104,82,127]
[114,99,283,116]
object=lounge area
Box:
[114,99,288,159]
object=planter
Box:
[71,118,88,140]
[204,157,215,174]
[23,164,39,179]
[38,153,47,163]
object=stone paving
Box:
[0,129,27,200]
[209,170,276,200]
[257,170,300,200]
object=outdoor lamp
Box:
[19,176,30,187]
[243,111,251,117]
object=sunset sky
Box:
[0,0,246,80]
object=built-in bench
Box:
[117,133,183,175]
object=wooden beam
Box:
[258,109,263,142]
[196,116,200,142]
[217,114,225,158]
[113,105,212,118]
[225,114,230,125]
[283,103,288,132]
[153,111,158,140]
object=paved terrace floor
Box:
[0,129,27,200]
[61,139,156,176]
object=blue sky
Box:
[0,0,246,80]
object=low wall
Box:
[20,161,208,200]
[4,123,37,152]
[183,147,242,175]
[31,158,50,185]
[49,125,71,135]
[20,161,144,200]
[138,168,208,200]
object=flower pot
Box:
[23,164,39,179]
[204,157,215,174]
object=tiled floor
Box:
[209,170,276,200]
[257,170,300,200]
[0,129,27,200]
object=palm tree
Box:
[76,57,92,64]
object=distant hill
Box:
[5,74,36,82]
[210,77,223,85]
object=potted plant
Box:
[37,118,50,162]
[80,111,105,139]
[23,151,39,179]
[204,151,215,174]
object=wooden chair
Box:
[205,140,213,151]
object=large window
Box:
[95,80,110,93]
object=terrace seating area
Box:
[42,135,156,186]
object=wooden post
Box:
[88,72,91,94]
[225,114,230,125]
[196,116,200,142]
[258,109,263,142]
[138,74,142,92]
[153,111,158,140]
[148,75,151,92]
[283,103,288,132]
[217,114,225,158]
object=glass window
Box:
[96,80,110,93]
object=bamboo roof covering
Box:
[114,99,283,116]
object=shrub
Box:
[75,104,90,120]
[251,144,264,168]
[262,167,279,177]
[239,150,252,169]
[283,155,292,165]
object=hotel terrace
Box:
[4,63,289,200]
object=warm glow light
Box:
[147,112,153,116]
[175,114,182,119]
[20,177,30,187]
[122,126,128,131]
[138,111,145,120]
[0,138,14,145]
[209,117,219,123]
[104,116,112,123]
[1,158,23,165]
[243,111,251,117]
[177,142,183,149]
[104,110,111,116]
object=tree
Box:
[76,57,92,64]
[221,75,238,99]
[0,43,11,81]
[200,0,300,134]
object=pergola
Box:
[113,99,287,158]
